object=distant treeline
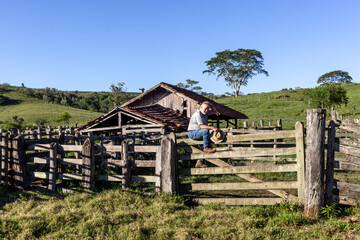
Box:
[19,87,136,113]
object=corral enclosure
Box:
[1,111,359,212]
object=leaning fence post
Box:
[48,142,58,191]
[304,109,326,217]
[82,138,95,190]
[122,140,130,189]
[325,120,336,205]
[12,135,27,190]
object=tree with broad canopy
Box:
[203,49,268,97]
[317,70,352,85]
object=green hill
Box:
[1,83,359,130]
[216,83,360,129]
[0,89,103,127]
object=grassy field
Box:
[0,187,360,239]
[0,88,104,127]
[216,83,360,130]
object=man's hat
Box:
[210,129,225,143]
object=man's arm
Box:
[200,124,218,131]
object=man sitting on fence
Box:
[188,101,220,168]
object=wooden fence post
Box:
[159,133,178,193]
[325,120,336,205]
[48,142,58,191]
[12,135,27,190]
[295,121,306,203]
[304,109,326,217]
[122,140,130,189]
[82,138,95,190]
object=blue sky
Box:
[0,0,359,95]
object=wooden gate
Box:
[176,122,305,205]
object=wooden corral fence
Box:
[176,121,305,205]
[0,130,176,193]
[326,119,360,206]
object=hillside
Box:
[0,83,359,129]
[0,89,103,127]
[216,83,360,129]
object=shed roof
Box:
[122,82,248,119]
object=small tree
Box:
[109,82,126,107]
[317,70,352,85]
[303,83,348,109]
[203,49,268,97]
[176,79,202,93]
[56,112,72,125]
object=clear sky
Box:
[1,0,359,95]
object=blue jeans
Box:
[188,129,211,163]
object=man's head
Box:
[200,101,211,115]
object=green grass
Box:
[216,83,360,130]
[1,187,360,239]
[0,89,104,127]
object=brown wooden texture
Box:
[182,181,298,191]
[12,135,27,190]
[325,121,336,205]
[82,138,95,190]
[186,146,298,201]
[295,121,305,203]
[304,109,326,217]
[159,133,178,193]
[121,140,130,189]
[195,197,283,206]
[1,132,9,185]
[48,142,57,191]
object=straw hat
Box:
[210,129,225,143]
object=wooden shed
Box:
[77,82,248,134]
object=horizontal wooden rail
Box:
[178,147,296,160]
[180,164,298,176]
[181,181,298,191]
[32,172,157,183]
[194,197,284,205]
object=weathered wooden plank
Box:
[339,123,360,135]
[182,181,298,191]
[346,155,360,165]
[59,145,83,152]
[33,172,82,180]
[48,142,57,191]
[339,162,360,172]
[339,145,360,157]
[325,121,336,205]
[304,109,326,217]
[337,181,360,199]
[1,132,9,185]
[97,175,124,181]
[82,138,95,190]
[339,138,360,148]
[295,121,306,203]
[24,138,56,146]
[27,143,51,151]
[122,140,130,189]
[96,145,122,152]
[178,130,296,146]
[187,145,298,201]
[178,147,296,160]
[131,175,157,182]
[33,157,83,165]
[12,136,27,190]
[132,160,156,168]
[180,164,298,176]
[133,145,160,153]
[194,197,284,205]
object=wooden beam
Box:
[194,197,284,206]
[181,181,298,191]
[178,147,296,160]
[180,164,298,176]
